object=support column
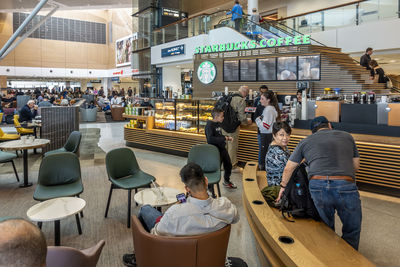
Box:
[102,78,112,97]
[247,0,259,16]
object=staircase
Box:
[310,46,390,94]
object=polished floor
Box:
[0,122,399,266]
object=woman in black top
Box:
[370,60,387,83]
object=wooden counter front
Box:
[315,101,341,122]
[388,103,400,126]
[124,124,400,191]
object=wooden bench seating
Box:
[242,162,375,267]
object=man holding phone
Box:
[123,163,239,266]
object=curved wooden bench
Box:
[242,162,375,267]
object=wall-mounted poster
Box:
[115,33,138,67]
[277,57,297,80]
[298,55,320,80]
[258,58,276,81]
[223,60,239,82]
[240,59,257,81]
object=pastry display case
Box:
[153,99,216,134]
[198,100,215,134]
[154,99,175,130]
[176,100,198,133]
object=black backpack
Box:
[215,94,241,133]
[280,163,320,222]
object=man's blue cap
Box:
[310,116,329,130]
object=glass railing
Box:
[279,0,399,34]
[152,9,326,47]
[153,10,229,46]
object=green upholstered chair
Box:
[104,148,155,228]
[33,152,84,231]
[188,144,221,197]
[34,152,83,201]
[44,131,82,157]
[0,151,20,183]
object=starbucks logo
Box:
[197,61,217,84]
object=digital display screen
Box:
[298,55,320,80]
[240,59,257,81]
[258,58,276,81]
[277,57,297,80]
[223,60,239,82]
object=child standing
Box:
[205,108,237,189]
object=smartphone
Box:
[176,193,187,203]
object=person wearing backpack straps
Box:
[276,116,362,250]
[221,85,252,170]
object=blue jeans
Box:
[137,205,162,232]
[309,179,362,250]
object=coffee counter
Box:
[124,122,400,195]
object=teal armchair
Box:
[188,144,221,197]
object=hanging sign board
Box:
[161,45,185,57]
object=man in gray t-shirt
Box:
[276,116,362,250]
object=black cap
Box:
[310,116,329,130]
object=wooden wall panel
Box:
[41,39,66,66]
[0,10,128,70]
[0,35,15,66]
[87,43,108,69]
[14,38,42,67]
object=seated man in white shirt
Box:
[123,162,239,266]
[110,95,121,106]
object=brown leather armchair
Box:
[131,216,231,267]
[46,240,105,267]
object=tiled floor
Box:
[1,122,399,266]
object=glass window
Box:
[277,57,297,80]
[240,59,257,81]
[257,58,276,81]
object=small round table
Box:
[0,139,50,187]
[134,187,181,210]
[27,197,86,246]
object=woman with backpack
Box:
[255,91,280,170]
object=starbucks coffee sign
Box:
[197,61,217,84]
[194,35,311,54]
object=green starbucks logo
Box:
[197,61,217,84]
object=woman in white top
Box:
[255,91,280,170]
